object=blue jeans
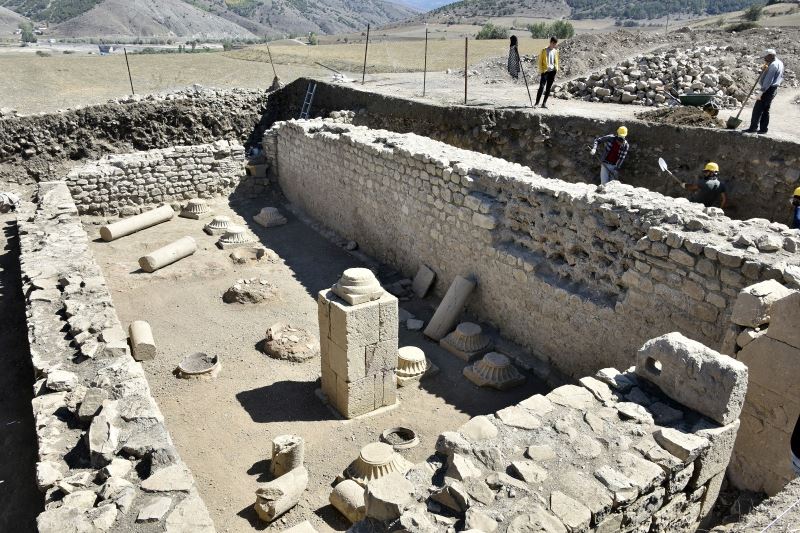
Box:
[749,86,777,132]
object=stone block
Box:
[765,291,800,349]
[731,280,793,328]
[423,275,476,341]
[365,472,413,521]
[653,428,709,463]
[329,479,366,523]
[335,374,376,418]
[328,293,381,349]
[737,335,799,398]
[636,333,748,426]
[550,490,591,531]
[328,340,366,382]
[412,264,436,298]
[365,339,398,375]
[378,292,399,341]
[691,419,740,487]
[507,506,567,533]
[129,320,156,361]
[254,467,308,523]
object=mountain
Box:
[0,5,28,35]
[397,0,450,10]
[0,0,418,38]
[425,0,766,21]
[53,0,256,38]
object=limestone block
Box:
[100,204,174,241]
[378,292,399,342]
[329,479,366,523]
[464,352,525,390]
[506,506,567,533]
[364,471,413,521]
[547,384,595,410]
[282,521,319,533]
[88,400,120,468]
[46,370,79,392]
[332,268,384,305]
[336,374,377,418]
[458,416,498,442]
[412,264,436,298]
[445,453,483,481]
[497,406,541,430]
[737,335,799,399]
[137,496,173,522]
[423,275,476,341]
[271,435,305,478]
[440,322,493,362]
[129,320,156,361]
[326,290,381,350]
[635,333,748,426]
[139,236,197,272]
[254,467,309,523]
[164,492,215,532]
[78,387,109,422]
[465,508,498,532]
[594,466,638,505]
[366,339,398,375]
[327,340,367,382]
[510,460,548,484]
[765,291,800,349]
[731,280,793,328]
[141,464,194,492]
[254,207,288,228]
[690,419,740,487]
[429,481,470,513]
[179,199,212,220]
[654,428,709,463]
[550,491,591,531]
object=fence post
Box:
[362,24,370,85]
[423,27,429,97]
[464,37,468,105]
[123,47,135,96]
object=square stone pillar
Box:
[318,268,398,418]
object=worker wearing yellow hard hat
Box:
[681,162,727,209]
[791,186,800,229]
[590,126,630,185]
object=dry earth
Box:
[87,195,548,532]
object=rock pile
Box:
[559,46,757,107]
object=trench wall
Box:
[0,88,268,184]
[266,79,800,225]
[17,181,214,532]
[267,119,800,378]
[65,141,256,215]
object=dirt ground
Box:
[0,213,42,533]
[87,195,548,532]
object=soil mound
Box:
[636,106,723,128]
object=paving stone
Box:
[654,428,709,463]
[165,493,215,533]
[547,385,596,410]
[550,490,591,531]
[497,406,542,430]
[137,496,173,522]
[446,453,483,481]
[526,445,556,461]
[510,460,549,484]
[594,466,638,506]
[458,416,498,442]
[141,464,194,492]
[507,505,567,533]
[365,472,414,521]
[465,508,498,532]
[519,394,554,416]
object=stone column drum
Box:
[318,268,398,418]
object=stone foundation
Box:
[65,141,264,215]
[17,181,214,532]
[267,119,800,378]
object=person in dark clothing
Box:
[744,49,784,135]
[591,126,629,184]
[791,187,800,229]
[507,35,521,80]
[682,162,728,209]
[535,37,559,109]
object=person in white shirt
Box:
[744,48,784,135]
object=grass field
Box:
[227,36,549,74]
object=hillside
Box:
[425,0,766,21]
[53,0,256,38]
[0,5,28,35]
[1,0,418,38]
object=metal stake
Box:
[123,47,135,96]
[464,37,468,105]
[423,27,429,97]
[362,24,370,85]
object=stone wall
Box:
[723,281,800,495]
[355,333,748,533]
[0,88,268,184]
[17,181,214,532]
[265,79,800,225]
[65,141,256,215]
[267,119,800,379]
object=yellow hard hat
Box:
[704,162,719,173]
[617,126,628,137]
[794,186,800,197]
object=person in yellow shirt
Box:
[535,37,559,108]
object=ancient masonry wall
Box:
[267,120,800,378]
[65,141,258,215]
[266,79,800,225]
[357,334,748,533]
[17,181,214,532]
[0,88,268,184]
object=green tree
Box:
[475,23,509,40]
[743,3,764,20]
[19,22,37,44]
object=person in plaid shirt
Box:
[590,126,629,185]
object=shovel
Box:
[658,157,684,186]
[726,72,762,130]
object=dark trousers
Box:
[536,70,557,105]
[749,86,778,132]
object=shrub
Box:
[744,3,765,21]
[476,23,509,40]
[36,50,51,57]
[308,32,318,45]
[19,22,37,43]
[528,20,574,39]
[726,21,759,31]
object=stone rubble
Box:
[343,333,747,533]
[17,181,215,532]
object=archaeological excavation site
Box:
[1,78,800,533]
